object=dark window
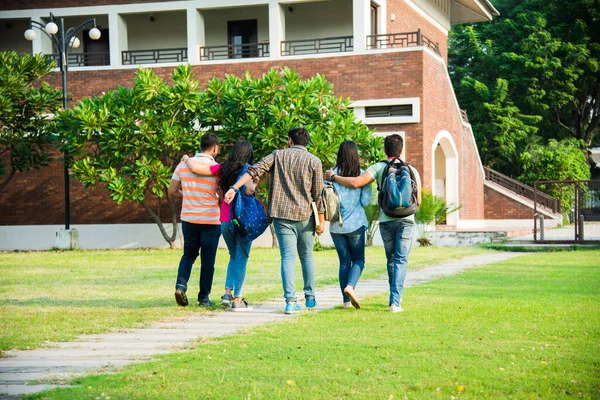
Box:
[365,105,412,118]
[227,19,258,59]
[370,3,378,37]
[83,28,110,66]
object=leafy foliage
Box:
[58,66,384,246]
[0,51,62,191]
[57,64,205,246]
[519,138,591,213]
[449,0,600,177]
[415,188,460,246]
[202,68,384,168]
[201,68,384,247]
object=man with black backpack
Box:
[326,134,421,313]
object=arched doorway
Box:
[431,131,459,226]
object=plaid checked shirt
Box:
[247,145,325,221]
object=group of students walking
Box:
[169,127,421,314]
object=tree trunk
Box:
[366,220,379,247]
[269,223,278,248]
[141,198,177,247]
[0,167,16,192]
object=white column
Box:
[378,0,387,35]
[353,0,370,52]
[187,7,204,63]
[108,12,127,67]
[268,1,285,58]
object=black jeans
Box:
[175,221,221,302]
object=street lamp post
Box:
[25,13,101,248]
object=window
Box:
[370,2,379,37]
[365,105,413,118]
[352,98,420,124]
[227,19,258,59]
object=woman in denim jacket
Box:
[328,141,372,309]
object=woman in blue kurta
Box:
[329,140,372,309]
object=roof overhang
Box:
[451,0,500,24]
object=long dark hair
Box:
[335,140,361,177]
[217,140,254,192]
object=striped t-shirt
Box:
[171,153,220,225]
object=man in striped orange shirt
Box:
[169,133,221,307]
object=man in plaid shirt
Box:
[224,127,325,314]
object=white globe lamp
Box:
[69,36,81,48]
[45,21,58,35]
[88,27,101,40]
[24,29,37,41]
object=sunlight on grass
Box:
[27,250,600,399]
[0,246,488,351]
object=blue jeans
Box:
[175,221,221,302]
[331,227,366,303]
[221,222,252,298]
[272,218,316,303]
[379,219,415,307]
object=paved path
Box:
[0,252,525,398]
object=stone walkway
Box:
[0,252,525,398]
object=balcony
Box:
[367,30,440,55]
[199,42,269,61]
[122,48,187,65]
[281,35,353,56]
[121,11,187,65]
[51,52,110,67]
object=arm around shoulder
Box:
[334,171,374,189]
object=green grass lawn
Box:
[0,246,486,352]
[28,250,600,399]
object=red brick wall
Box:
[1,51,431,226]
[386,0,449,61]
[0,0,178,10]
[367,124,424,172]
[484,185,534,219]
[421,51,484,220]
[1,152,179,226]
[44,52,425,102]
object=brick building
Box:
[1,0,538,250]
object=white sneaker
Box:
[390,305,404,313]
[343,302,353,309]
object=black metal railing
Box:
[199,42,270,61]
[367,29,440,55]
[281,35,353,56]
[122,47,187,65]
[50,52,110,67]
[484,167,561,213]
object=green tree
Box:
[57,64,205,247]
[449,0,600,175]
[519,138,591,214]
[415,188,461,246]
[0,51,62,191]
[201,69,385,246]
[202,69,384,164]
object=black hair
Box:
[335,140,361,177]
[384,134,404,157]
[200,133,220,152]
[288,127,310,146]
[217,139,254,192]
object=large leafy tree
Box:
[58,65,205,247]
[519,138,591,214]
[59,66,384,247]
[201,68,385,247]
[449,0,600,176]
[0,51,62,191]
[202,68,383,165]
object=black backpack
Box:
[378,158,418,218]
